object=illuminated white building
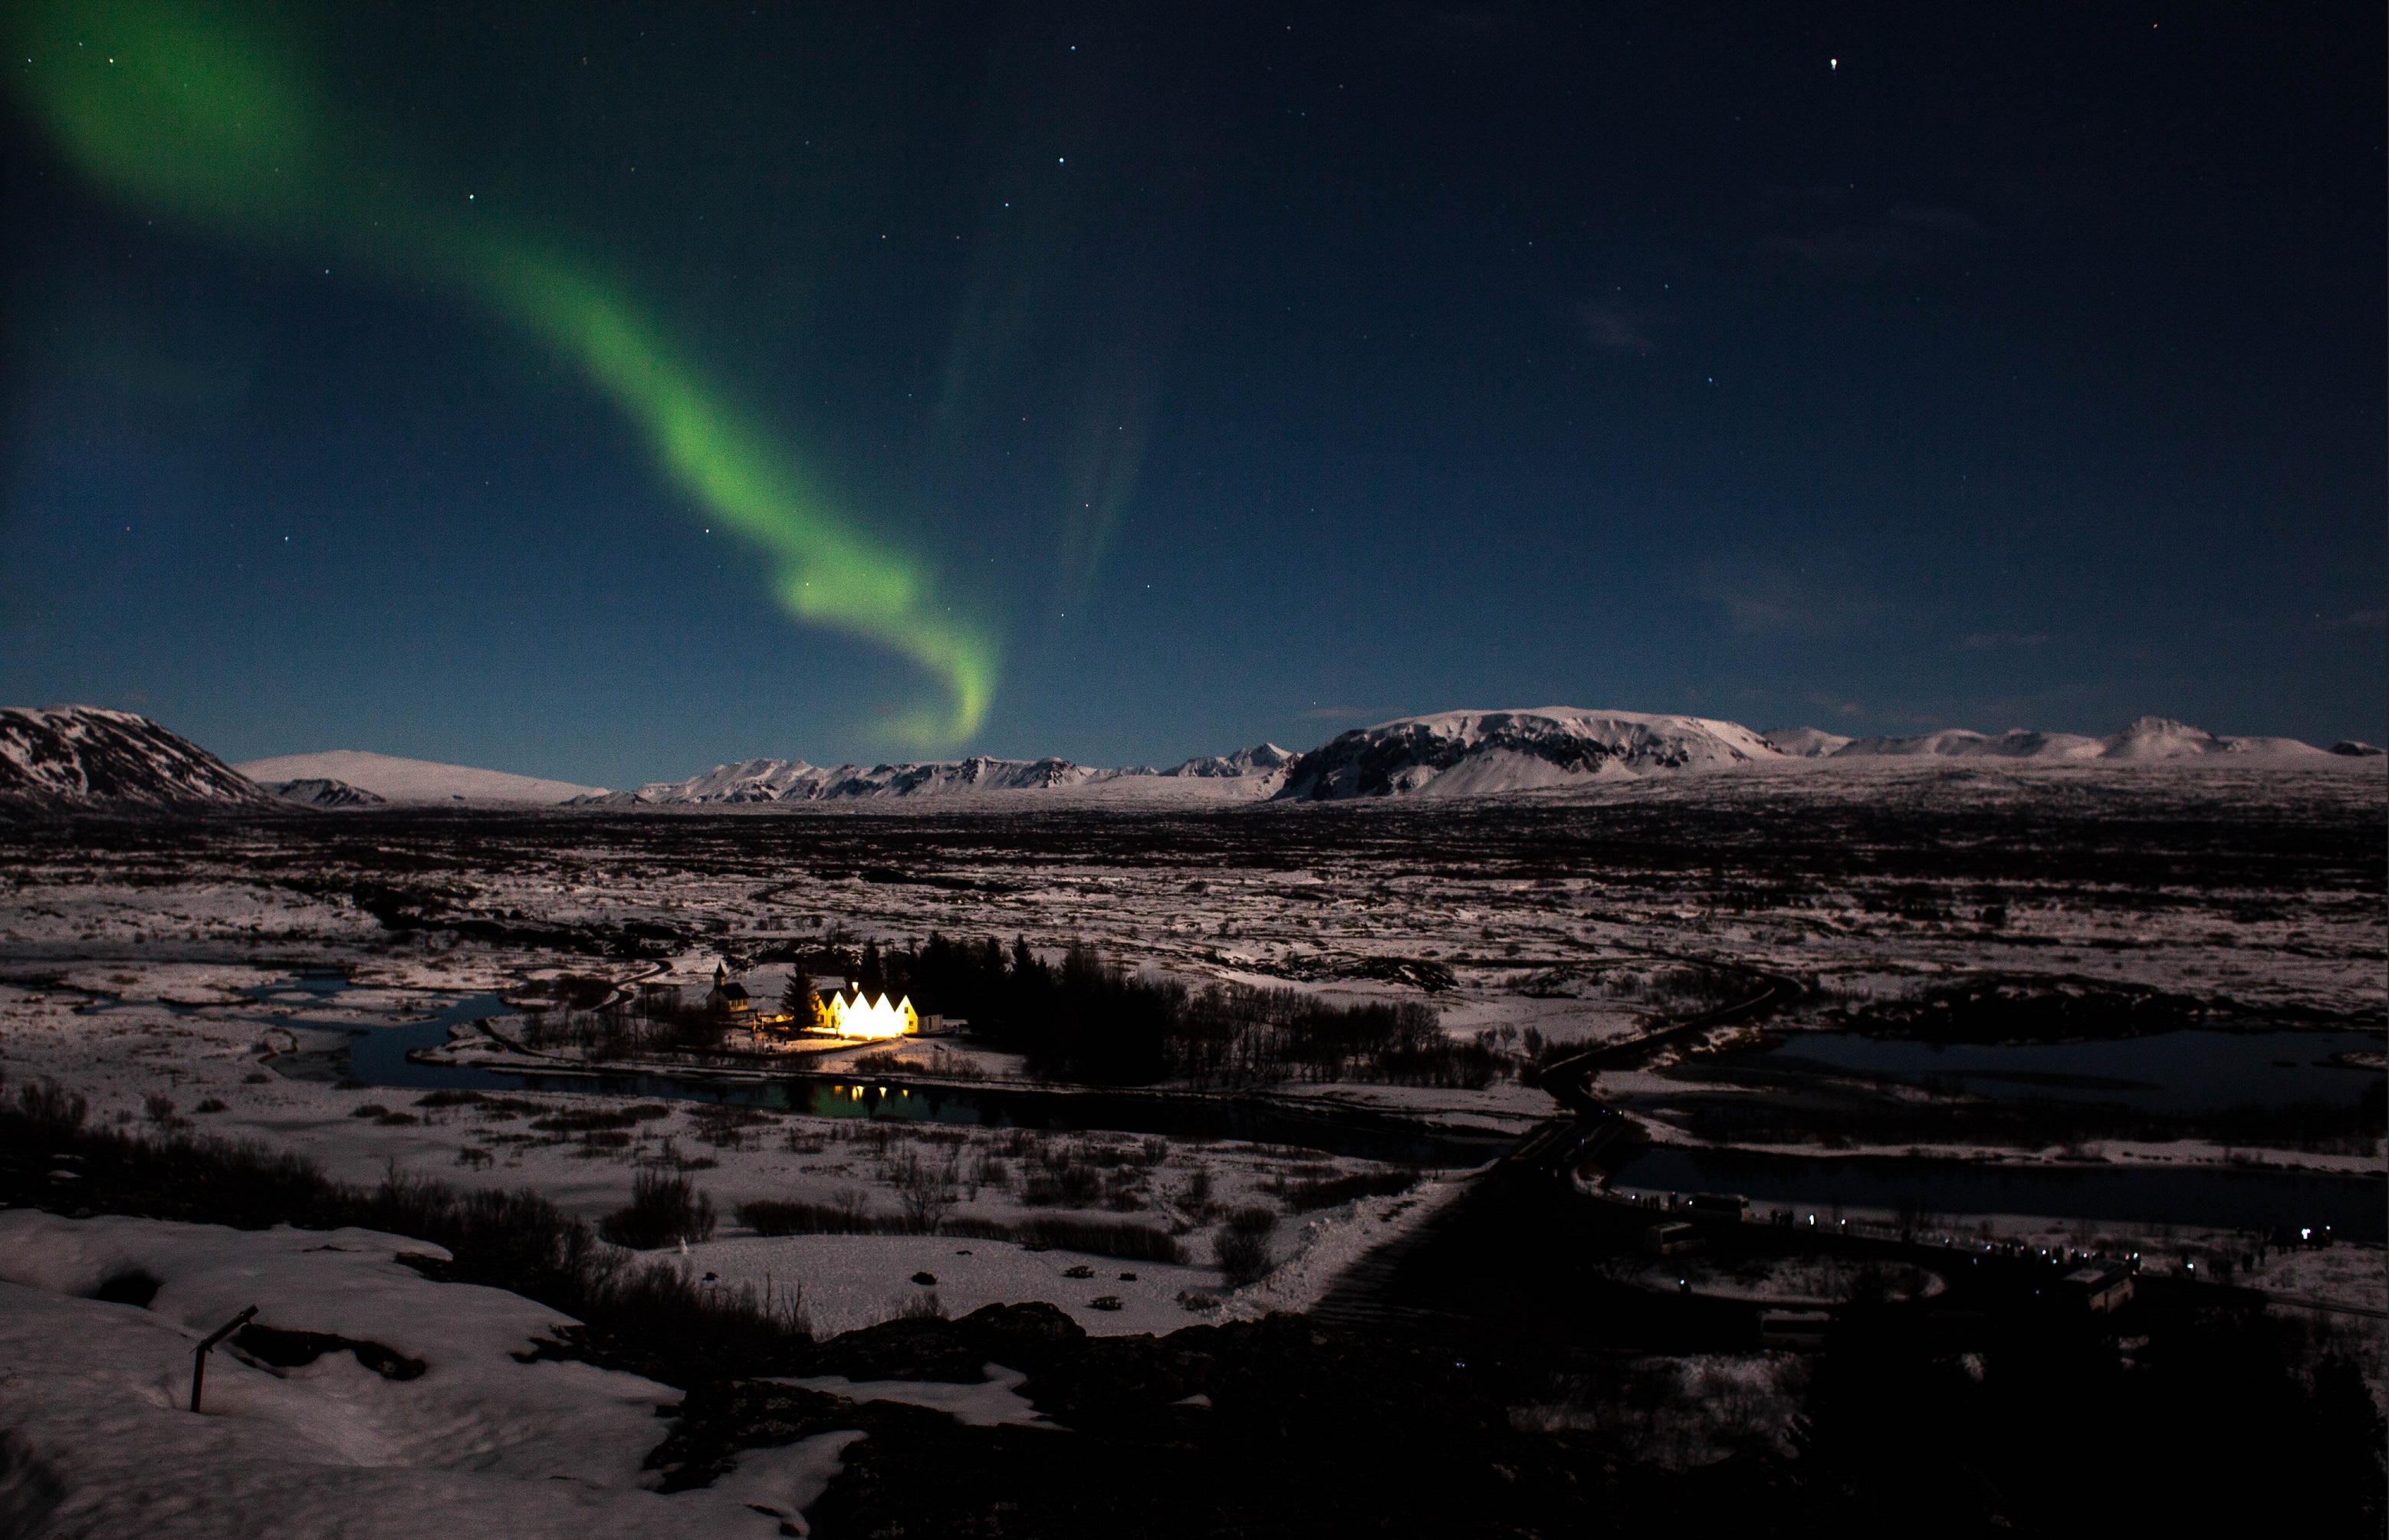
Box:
[820,988,918,1039]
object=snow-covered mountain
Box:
[1830,727,2105,760]
[0,707,278,807]
[589,741,1298,806]
[232,750,606,805]
[604,755,1151,806]
[1761,727,1854,758]
[2095,715,2325,760]
[1165,743,1295,779]
[1826,717,2325,762]
[1274,709,1786,800]
[259,777,387,808]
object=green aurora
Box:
[8,0,998,744]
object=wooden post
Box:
[189,1305,258,1413]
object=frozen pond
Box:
[1754,1027,2386,1114]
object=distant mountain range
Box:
[589,743,1302,806]
[2,704,2377,810]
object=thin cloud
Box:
[1576,294,1664,353]
[1761,199,1986,276]
[1961,630,2049,650]
[1704,559,1882,638]
[1804,691,1866,719]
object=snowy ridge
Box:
[604,744,1295,805]
[1830,716,2326,762]
[1761,727,1855,758]
[610,755,1148,805]
[1274,709,1786,800]
[1164,743,1296,779]
[0,706,276,806]
[233,750,607,804]
[260,777,388,808]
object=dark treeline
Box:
[880,934,1490,1089]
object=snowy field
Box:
[0,758,2381,1530]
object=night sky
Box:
[5,3,2382,786]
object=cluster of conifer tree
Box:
[813,934,1493,1089]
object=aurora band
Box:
[8,0,997,743]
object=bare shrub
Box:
[884,1148,961,1233]
[691,1104,771,1150]
[1021,1141,1103,1207]
[600,1170,718,1249]
[1213,1206,1278,1286]
[1104,1168,1148,1212]
[529,1105,670,1136]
